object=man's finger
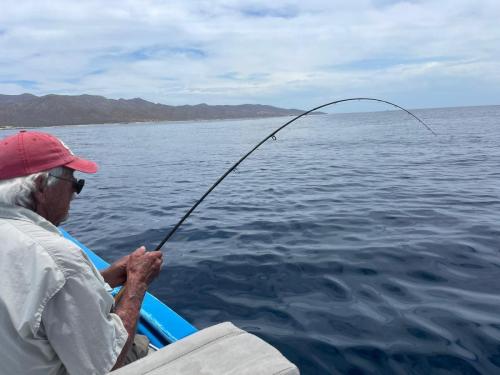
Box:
[132,246,146,255]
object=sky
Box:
[0,0,499,111]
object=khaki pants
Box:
[124,335,150,365]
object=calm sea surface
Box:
[4,105,500,374]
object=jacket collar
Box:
[0,202,61,235]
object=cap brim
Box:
[65,156,99,174]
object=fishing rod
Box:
[154,97,435,251]
[115,97,435,303]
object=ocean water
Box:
[3,105,500,374]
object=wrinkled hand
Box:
[127,246,164,286]
[101,254,130,288]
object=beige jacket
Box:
[0,203,127,375]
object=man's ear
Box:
[32,175,47,206]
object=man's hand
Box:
[101,246,163,289]
[100,254,129,288]
[109,247,164,303]
[126,246,163,287]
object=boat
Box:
[59,228,299,374]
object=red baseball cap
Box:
[0,130,98,179]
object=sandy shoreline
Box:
[0,113,322,130]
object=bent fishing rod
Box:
[114,97,435,302]
[154,97,436,251]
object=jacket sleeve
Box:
[41,269,128,375]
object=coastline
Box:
[2,103,499,131]
[0,113,326,130]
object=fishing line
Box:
[154,97,436,251]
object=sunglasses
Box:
[49,174,85,194]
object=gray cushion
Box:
[111,322,299,375]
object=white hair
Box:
[0,167,65,209]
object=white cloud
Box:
[0,0,499,109]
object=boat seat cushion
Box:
[110,322,299,375]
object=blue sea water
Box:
[3,105,500,374]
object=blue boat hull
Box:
[59,228,198,348]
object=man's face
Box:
[35,168,76,226]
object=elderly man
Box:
[0,130,163,374]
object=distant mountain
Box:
[0,93,312,127]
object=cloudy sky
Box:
[0,0,499,110]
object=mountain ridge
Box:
[0,93,311,127]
